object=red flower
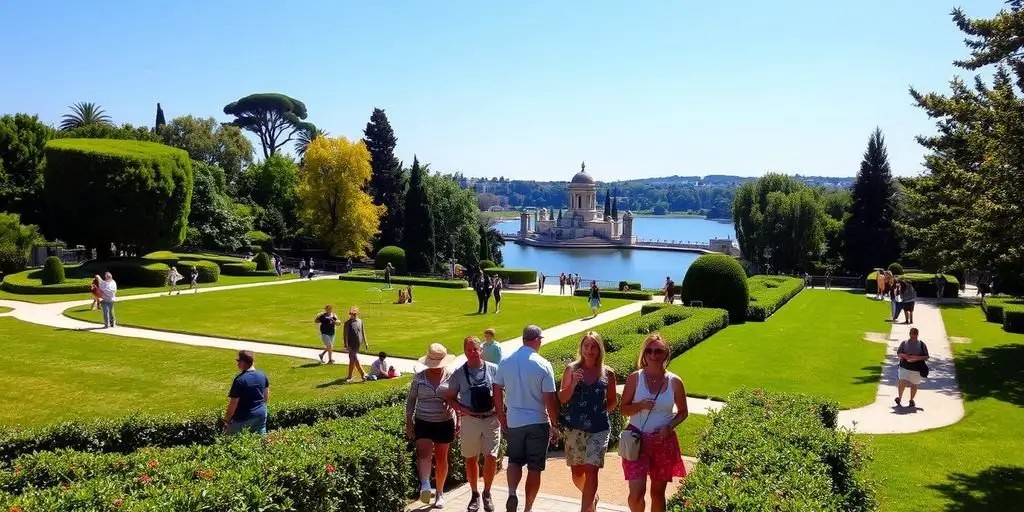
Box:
[147,460,159,469]
[13,466,19,475]
[113,499,123,507]
[61,484,69,492]
[684,500,693,508]
[325,464,336,474]
[196,469,213,480]
[139,474,152,484]
[11,507,22,512]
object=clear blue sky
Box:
[0,0,1006,181]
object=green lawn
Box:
[863,303,1024,512]
[0,317,406,426]
[674,412,709,457]
[0,273,295,304]
[0,306,11,314]
[64,280,630,358]
[667,289,890,409]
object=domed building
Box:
[519,162,632,243]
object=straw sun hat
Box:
[417,343,456,370]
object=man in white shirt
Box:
[369,351,399,379]
[99,272,117,328]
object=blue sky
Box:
[0,1,1007,181]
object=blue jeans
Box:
[101,300,116,327]
[228,412,268,435]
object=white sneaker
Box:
[434,494,445,509]
[420,487,433,504]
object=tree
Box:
[0,212,43,274]
[223,93,315,158]
[238,153,300,233]
[154,103,166,132]
[363,108,406,248]
[184,162,252,251]
[611,197,619,220]
[478,224,492,262]
[425,172,481,266]
[732,174,826,273]
[60,102,113,131]
[557,209,563,224]
[899,3,1024,292]
[159,116,254,188]
[843,128,899,273]
[295,126,327,159]
[403,157,436,273]
[481,224,505,266]
[603,189,611,218]
[296,136,383,257]
[0,114,55,227]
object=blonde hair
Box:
[637,333,671,370]
[572,331,606,370]
[483,328,495,337]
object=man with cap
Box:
[493,325,559,512]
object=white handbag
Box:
[617,381,664,461]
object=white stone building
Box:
[519,163,632,242]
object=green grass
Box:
[862,303,1024,512]
[667,290,890,409]
[0,317,404,426]
[0,273,294,304]
[674,413,709,456]
[65,280,630,359]
[0,306,11,314]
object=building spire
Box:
[581,161,586,173]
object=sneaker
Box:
[482,492,494,512]
[420,487,433,505]
[467,492,480,512]
[434,494,446,509]
[909,400,916,408]
[318,352,325,363]
[894,397,901,407]
[505,494,518,512]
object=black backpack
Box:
[463,364,494,413]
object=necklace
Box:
[644,371,665,393]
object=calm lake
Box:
[493,217,736,288]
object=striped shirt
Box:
[406,370,454,422]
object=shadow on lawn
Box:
[851,365,882,386]
[929,465,1024,511]
[954,343,1024,407]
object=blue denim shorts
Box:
[229,413,267,435]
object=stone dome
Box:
[570,171,595,184]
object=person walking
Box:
[384,262,395,290]
[889,280,903,322]
[895,327,930,408]
[224,350,270,434]
[274,255,283,277]
[476,275,493,314]
[901,280,918,324]
[481,328,503,365]
[824,268,833,290]
[99,272,117,328]
[342,306,368,382]
[298,258,306,278]
[492,275,503,314]
[188,266,200,293]
[934,273,947,303]
[558,332,617,512]
[306,258,315,279]
[167,266,183,296]
[447,337,501,512]
[407,343,457,508]
[89,275,102,310]
[314,305,339,364]
[537,273,545,294]
[588,281,602,317]
[559,273,567,295]
[620,334,688,512]
[876,270,886,300]
[493,325,559,512]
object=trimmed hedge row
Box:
[175,260,220,283]
[83,259,169,287]
[572,288,653,300]
[0,379,410,464]
[981,295,1024,333]
[0,408,411,512]
[865,271,959,298]
[0,269,92,295]
[142,251,247,267]
[482,268,537,285]
[338,272,467,289]
[746,275,804,321]
[668,388,875,511]
[618,281,642,291]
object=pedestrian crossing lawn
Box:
[64,279,630,359]
[0,317,407,426]
[667,289,891,409]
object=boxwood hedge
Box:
[618,281,642,291]
[746,275,804,321]
[221,260,257,275]
[175,260,220,283]
[40,257,64,285]
[981,295,1024,333]
[667,388,875,512]
[679,254,749,321]
[482,268,537,285]
[338,272,466,289]
[865,271,959,298]
[0,269,92,295]
[572,288,653,300]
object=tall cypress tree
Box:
[843,128,899,273]
[603,189,611,218]
[478,224,492,262]
[403,157,436,273]
[154,103,166,132]
[611,197,619,220]
[557,209,563,224]
[363,108,406,248]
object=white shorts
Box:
[320,333,335,347]
[898,367,923,385]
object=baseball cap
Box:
[523,324,543,341]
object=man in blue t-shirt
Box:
[224,350,270,434]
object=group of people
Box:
[874,270,919,324]
[558,272,582,295]
[165,266,200,295]
[662,277,676,304]
[801,269,834,290]
[473,274,504,314]
[297,257,317,279]
[405,325,687,512]
[88,272,118,327]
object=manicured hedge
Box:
[981,295,1024,333]
[618,281,642,291]
[254,251,272,271]
[482,268,537,285]
[175,260,220,283]
[374,246,406,275]
[82,259,169,287]
[247,230,274,253]
[0,408,412,512]
[641,303,670,315]
[338,272,466,289]
[143,251,248,268]
[667,388,875,512]
[40,257,64,285]
[479,260,496,269]
[746,275,804,321]
[221,260,257,275]
[865,271,959,298]
[0,379,409,464]
[0,269,92,295]
[888,262,904,275]
[679,254,749,321]
[573,288,652,300]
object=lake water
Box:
[493,217,736,288]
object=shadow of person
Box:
[928,465,1024,511]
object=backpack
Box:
[463,364,494,413]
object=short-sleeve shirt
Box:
[228,369,269,422]
[494,345,556,428]
[449,361,498,411]
[902,284,917,302]
[481,341,503,364]
[897,340,929,371]
[99,280,117,301]
[344,318,364,349]
[370,359,391,377]
[316,312,338,336]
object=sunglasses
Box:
[644,348,666,356]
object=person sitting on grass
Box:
[368,351,400,380]
[407,284,415,304]
[395,288,409,304]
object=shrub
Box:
[175,260,220,283]
[864,271,959,298]
[618,281,642,291]
[39,257,65,285]
[888,262,904,275]
[338,272,466,289]
[254,251,272,271]
[1004,308,1024,333]
[479,260,496,269]
[641,303,671,315]
[573,288,652,300]
[679,254,749,321]
[247,230,274,253]
[0,245,29,275]
[81,258,169,287]
[0,379,409,463]
[482,268,537,285]
[746,275,804,321]
[142,251,248,268]
[375,246,406,275]
[221,260,257,275]
[667,388,874,512]
[0,268,92,295]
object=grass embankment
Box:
[0,273,293,304]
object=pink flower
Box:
[113,499,123,507]
[147,460,159,469]
[325,464,336,474]
[139,474,152,484]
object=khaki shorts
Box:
[898,367,923,386]
[460,415,501,458]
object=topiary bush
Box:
[176,259,220,283]
[573,288,652,300]
[221,261,257,275]
[479,259,496,269]
[1004,309,1024,333]
[40,256,65,285]
[618,281,642,291]
[0,268,92,295]
[482,268,537,285]
[254,251,272,271]
[247,230,274,253]
[888,262,904,275]
[679,253,749,321]
[375,245,407,275]
[746,275,804,321]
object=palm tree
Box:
[294,126,328,158]
[60,102,113,131]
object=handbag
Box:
[618,373,665,461]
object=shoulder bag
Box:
[618,374,665,461]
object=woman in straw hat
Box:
[406,343,457,508]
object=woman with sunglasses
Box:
[619,334,688,512]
